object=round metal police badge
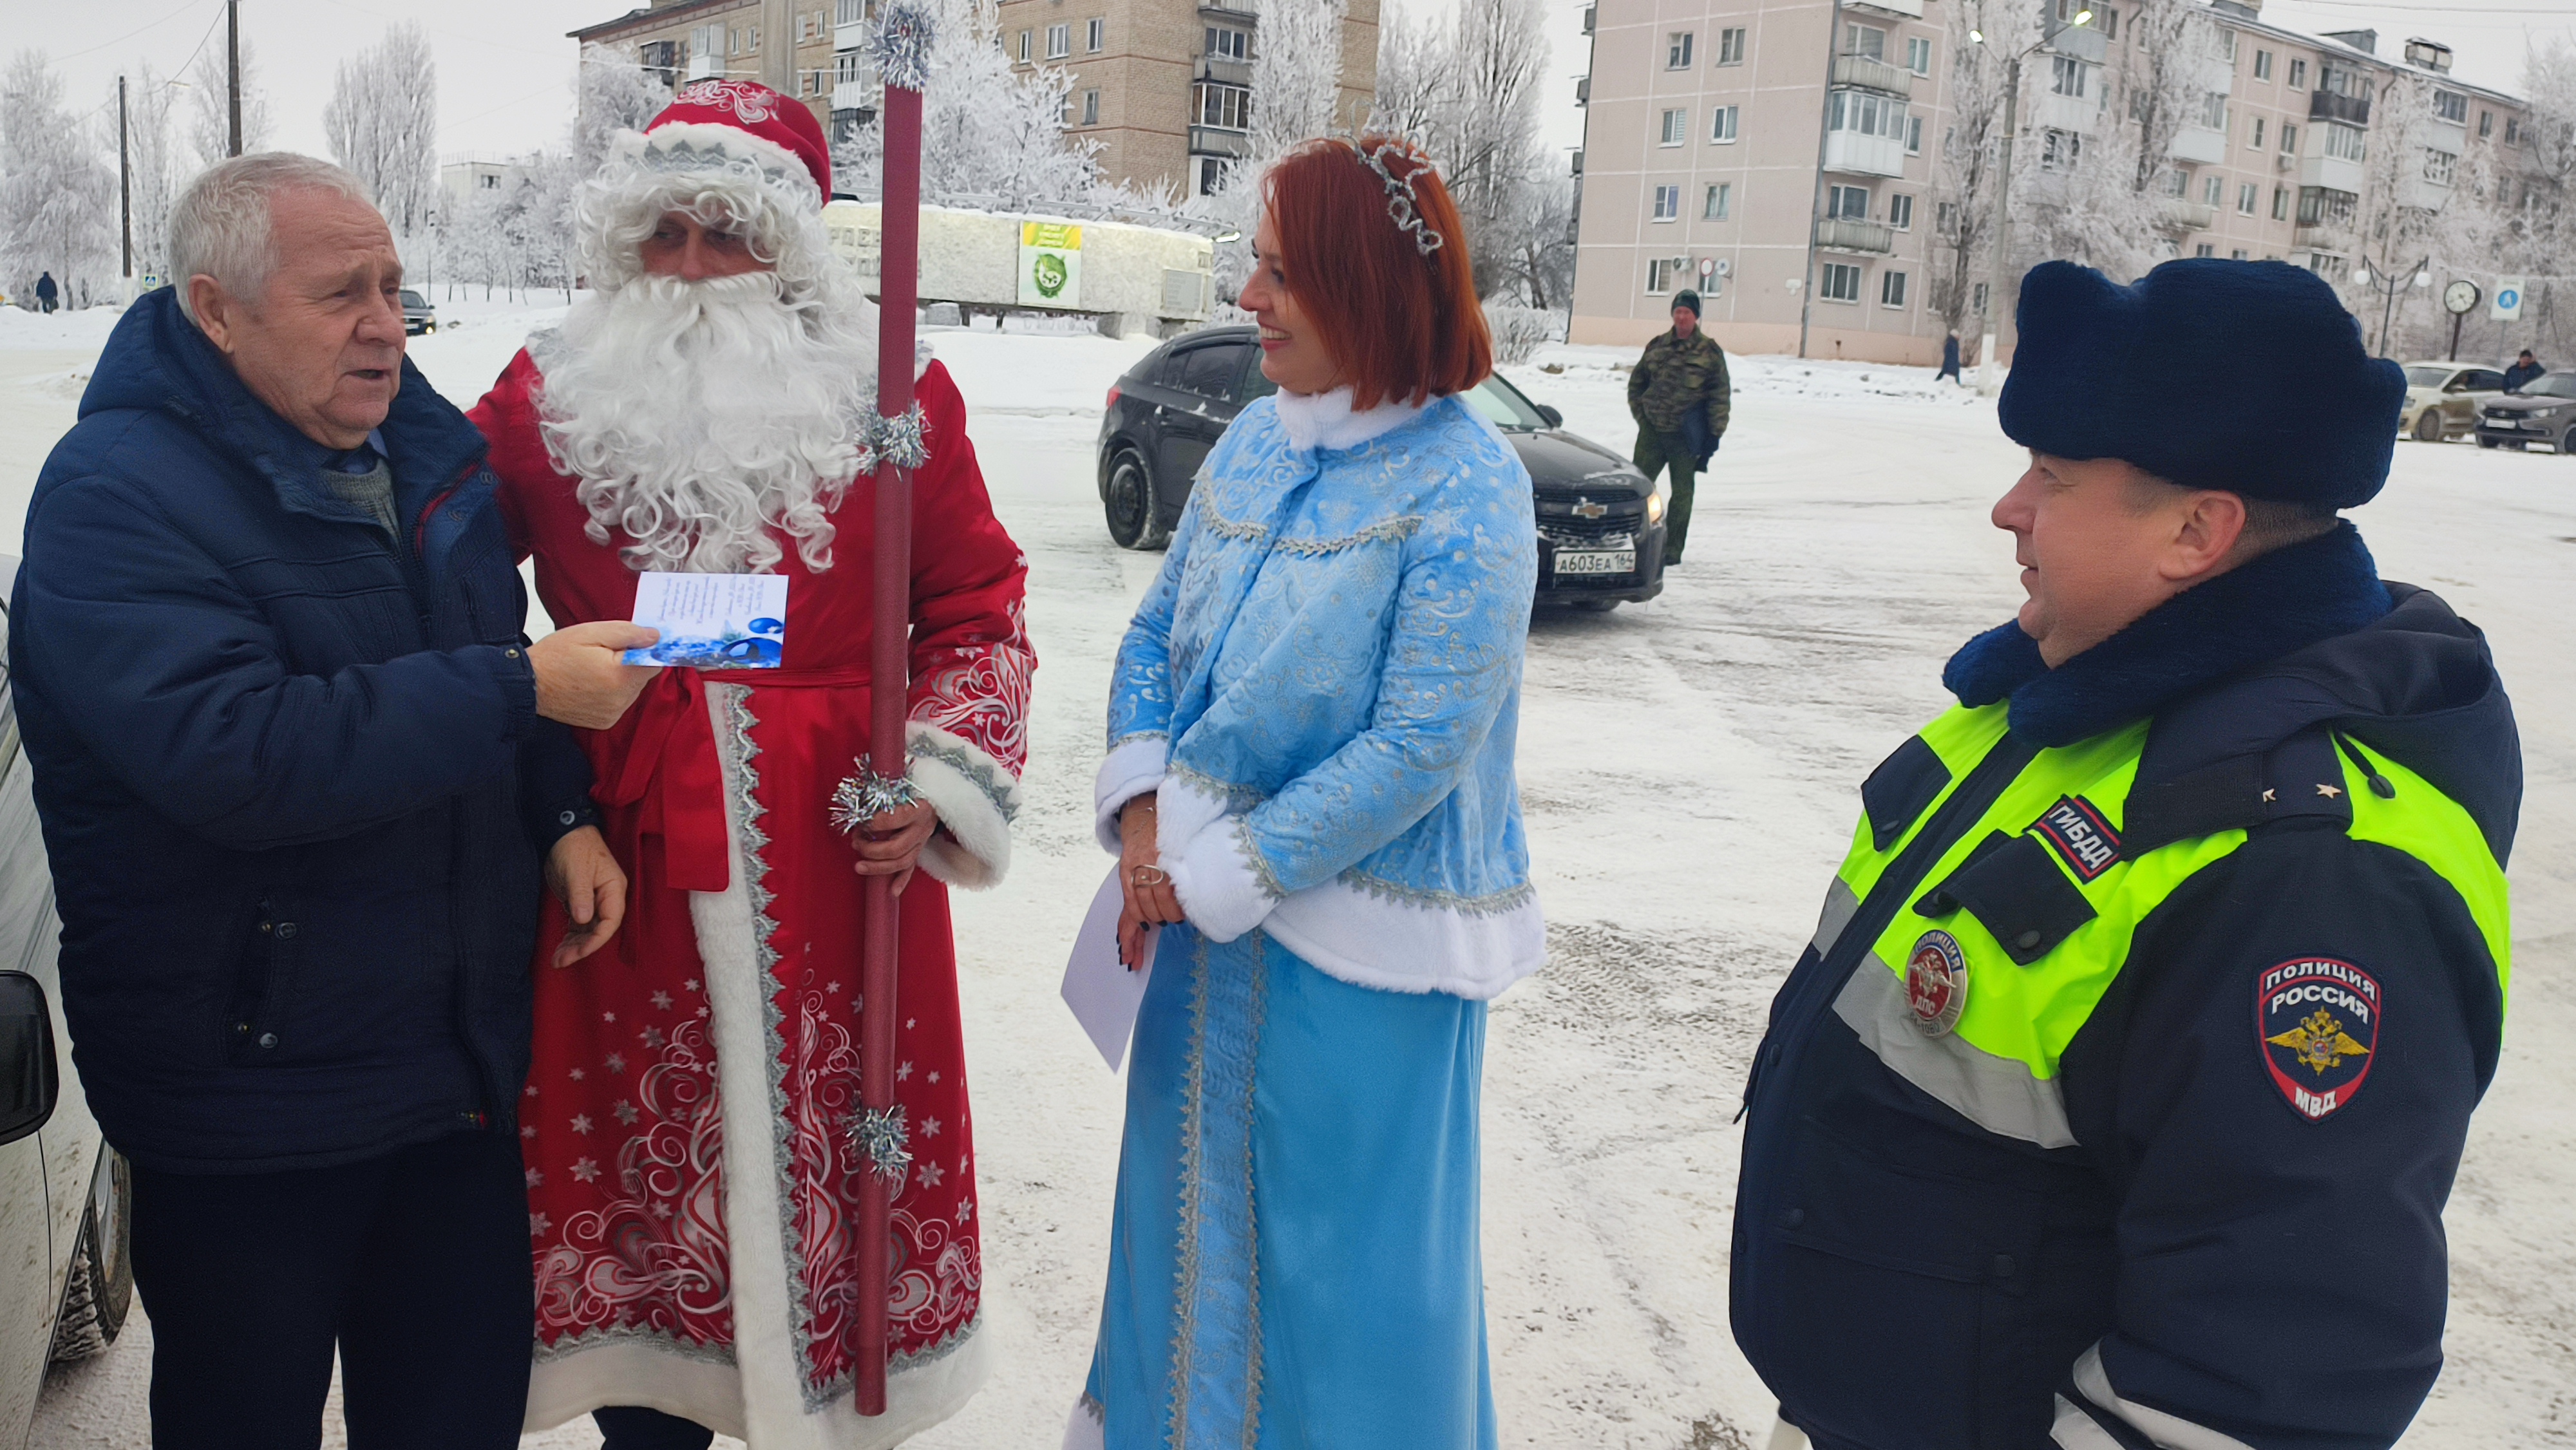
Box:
[1905,930,1969,1037]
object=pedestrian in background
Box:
[1938,330,1964,385]
[2503,348,2544,391]
[33,270,57,314]
[1732,259,2514,1450]
[1628,289,1728,567]
[8,153,656,1449]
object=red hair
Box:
[1262,137,1492,410]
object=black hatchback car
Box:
[2476,370,2576,454]
[1097,326,1668,607]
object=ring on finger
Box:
[1132,863,1171,887]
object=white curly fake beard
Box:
[534,270,880,574]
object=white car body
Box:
[0,554,131,1447]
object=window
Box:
[1197,158,1223,195]
[2288,58,2307,89]
[1710,106,1739,142]
[1828,184,1870,220]
[2319,63,2367,99]
[2321,122,2365,163]
[2098,8,2117,41]
[2195,243,2216,258]
[2200,91,2228,130]
[1888,193,1913,230]
[2202,173,2223,206]
[1653,185,1681,221]
[2271,185,2289,220]
[2042,128,2081,170]
[1907,37,1932,75]
[1827,89,1909,142]
[1194,83,1251,129]
[1704,183,1732,219]
[2052,55,2085,97]
[2280,122,2297,153]
[1017,29,1031,61]
[2159,167,2187,197]
[1647,258,1689,294]
[1668,32,1694,68]
[1719,27,1747,64]
[1086,17,1104,52]
[690,22,723,62]
[2424,148,2457,185]
[2254,48,2272,80]
[2249,117,2265,149]
[2506,117,2521,145]
[1662,109,1689,146]
[1046,23,1070,58]
[1973,281,1988,315]
[2237,182,2258,214]
[1081,89,1100,126]
[2434,90,2466,124]
[1881,270,1908,307]
[2219,30,2237,61]
[2479,110,2493,138]
[2306,251,2345,276]
[1844,23,1886,60]
[1206,27,1247,60]
[1820,262,1862,303]
[1906,115,1923,153]
[2230,248,2249,260]
[2297,185,2356,227]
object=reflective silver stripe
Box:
[1811,877,1861,957]
[1832,952,2077,1149]
[2072,1343,2259,1450]
[2050,1394,2125,1450]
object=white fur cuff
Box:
[909,722,1018,890]
[1094,736,1171,854]
[1163,815,1278,945]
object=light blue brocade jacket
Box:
[1095,389,1544,1000]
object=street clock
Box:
[2443,280,2481,315]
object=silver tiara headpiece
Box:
[1352,139,1444,259]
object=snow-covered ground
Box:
[15,300,2576,1447]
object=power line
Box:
[54,0,214,63]
[2277,0,2576,15]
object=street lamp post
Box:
[1971,9,2090,395]
[2352,257,2430,359]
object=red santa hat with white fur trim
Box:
[638,80,831,200]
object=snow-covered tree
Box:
[187,41,272,169]
[1251,0,1347,159]
[1927,0,2028,337]
[832,0,1104,211]
[0,51,117,306]
[323,21,438,239]
[573,42,672,177]
[126,62,185,283]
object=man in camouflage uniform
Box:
[1628,289,1730,565]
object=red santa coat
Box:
[470,351,1030,1445]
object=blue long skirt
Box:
[1081,925,1499,1449]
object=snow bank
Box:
[0,305,126,354]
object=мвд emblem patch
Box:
[2256,957,2381,1120]
[1905,930,1969,1037]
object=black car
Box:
[1096,326,1668,607]
[400,288,437,335]
[2476,370,2576,454]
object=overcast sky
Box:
[23,0,2567,171]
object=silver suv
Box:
[0,555,134,1443]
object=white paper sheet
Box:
[1062,866,1156,1072]
[622,571,790,668]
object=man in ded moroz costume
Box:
[469,80,1033,1447]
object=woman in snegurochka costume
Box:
[1064,137,1541,1450]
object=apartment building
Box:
[1570,0,2530,365]
[996,0,1380,196]
[574,0,882,150]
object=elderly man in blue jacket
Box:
[9,155,658,1448]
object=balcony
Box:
[1817,216,1893,253]
[1575,77,1589,107]
[2032,90,2096,135]
[2300,152,2365,194]
[1198,0,1258,21]
[2160,200,2217,232]
[1843,0,1922,18]
[1195,56,1252,86]
[833,78,874,110]
[2043,24,2107,63]
[1189,126,1251,160]
[686,53,721,81]
[2166,125,2226,164]
[836,21,868,51]
[1833,53,1913,96]
[2293,222,2352,251]
[1822,126,1906,178]
[2309,90,2371,126]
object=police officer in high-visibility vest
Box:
[1732,259,2517,1450]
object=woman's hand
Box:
[1117,793,1183,969]
[849,799,942,897]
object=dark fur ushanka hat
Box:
[1998,259,2406,508]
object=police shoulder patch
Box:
[2028,795,2122,881]
[2255,957,2382,1121]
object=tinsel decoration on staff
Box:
[832,0,937,1417]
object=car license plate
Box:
[1555,549,1634,577]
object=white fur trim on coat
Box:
[1161,813,1278,944]
[1271,385,1428,453]
[909,721,1018,890]
[622,120,813,198]
[1092,736,1171,853]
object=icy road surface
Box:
[13,301,2573,1447]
